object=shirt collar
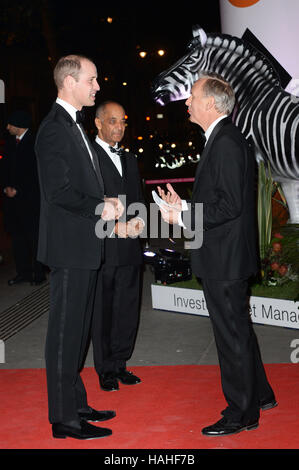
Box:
[95,135,119,153]
[56,97,78,123]
[17,129,28,140]
[204,115,228,143]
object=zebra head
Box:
[151,25,207,105]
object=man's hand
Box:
[157,183,182,211]
[160,205,180,225]
[102,197,124,221]
[113,221,128,238]
[4,186,17,198]
[127,217,145,238]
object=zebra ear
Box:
[192,25,207,46]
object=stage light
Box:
[139,51,147,58]
[122,82,127,86]
[107,17,113,23]
[157,49,165,56]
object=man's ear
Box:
[95,117,102,131]
[205,96,215,111]
[64,74,76,91]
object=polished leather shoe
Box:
[8,275,31,286]
[78,407,116,422]
[52,419,112,440]
[202,417,259,436]
[116,368,141,385]
[99,372,119,391]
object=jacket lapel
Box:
[193,117,231,193]
[94,142,124,182]
[54,103,104,187]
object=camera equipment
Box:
[144,248,192,285]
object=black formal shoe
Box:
[202,417,259,436]
[99,372,119,391]
[116,368,141,385]
[78,407,116,422]
[52,419,112,440]
[8,275,31,286]
[260,398,278,411]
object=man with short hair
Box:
[35,55,124,440]
[91,101,144,392]
[158,72,276,436]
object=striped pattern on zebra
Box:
[151,25,299,181]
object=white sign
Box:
[151,284,299,329]
[219,0,299,78]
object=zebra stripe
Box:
[152,27,299,180]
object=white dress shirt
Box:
[56,97,95,168]
[95,136,123,176]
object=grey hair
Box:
[198,71,235,115]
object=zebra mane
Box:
[189,27,281,89]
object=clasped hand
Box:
[102,197,124,221]
[114,218,145,238]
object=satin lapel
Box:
[120,152,127,182]
[94,143,123,182]
[193,117,231,193]
[70,124,104,187]
[55,103,104,187]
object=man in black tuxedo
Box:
[1,110,46,285]
[158,72,276,436]
[35,55,124,440]
[91,101,144,392]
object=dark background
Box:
[0,0,221,177]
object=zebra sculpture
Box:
[151,26,299,223]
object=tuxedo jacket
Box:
[184,117,259,281]
[1,130,40,233]
[35,103,105,269]
[93,141,144,266]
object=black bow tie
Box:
[109,146,124,156]
[76,110,85,124]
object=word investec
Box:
[173,293,207,311]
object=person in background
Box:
[91,101,144,392]
[1,110,46,286]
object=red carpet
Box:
[0,364,298,450]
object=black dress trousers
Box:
[45,267,98,424]
[92,264,141,374]
[202,278,274,424]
